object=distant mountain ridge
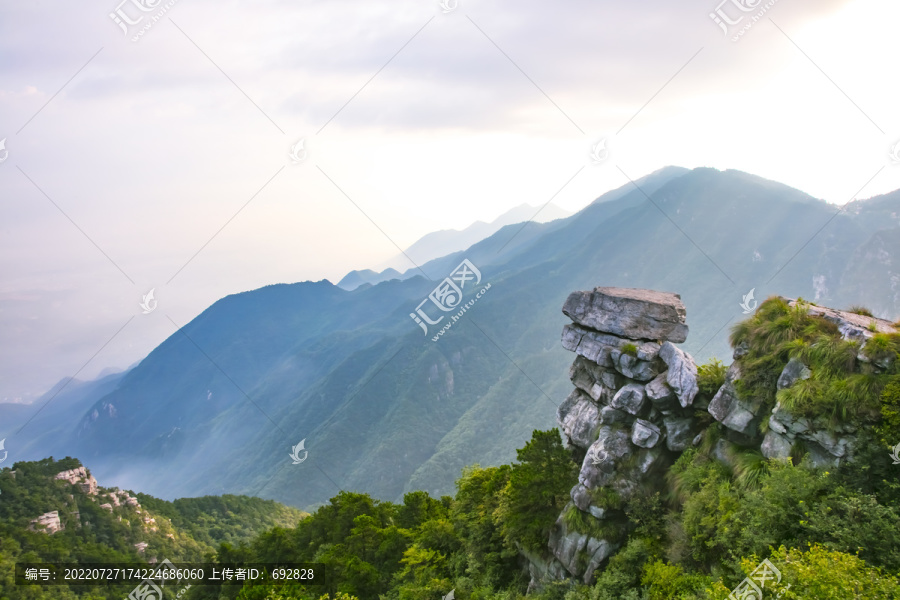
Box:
[337,202,571,290]
[4,166,900,511]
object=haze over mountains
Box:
[337,202,571,290]
[4,166,900,511]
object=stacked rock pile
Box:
[545,287,701,583]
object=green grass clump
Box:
[621,342,638,357]
[848,305,875,317]
[728,297,888,425]
[563,504,626,543]
[861,332,900,367]
[589,486,624,511]
[697,358,727,398]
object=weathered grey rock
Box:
[733,340,750,359]
[548,508,589,576]
[569,356,620,403]
[587,504,609,520]
[563,287,688,342]
[599,406,632,426]
[571,483,592,512]
[561,323,659,367]
[581,427,633,488]
[562,324,661,380]
[708,363,763,437]
[761,430,792,460]
[558,389,601,450]
[808,428,854,459]
[777,358,811,389]
[692,432,704,447]
[631,419,662,448]
[770,404,810,436]
[803,441,841,469]
[645,372,676,407]
[525,550,570,594]
[633,447,662,475]
[610,383,647,415]
[663,416,695,452]
[610,349,661,381]
[659,342,698,407]
[583,538,619,583]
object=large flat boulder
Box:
[563,287,688,343]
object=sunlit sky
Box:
[1,0,899,402]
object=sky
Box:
[1,0,899,403]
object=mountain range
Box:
[3,166,900,511]
[337,202,571,290]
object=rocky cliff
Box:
[532,287,896,587]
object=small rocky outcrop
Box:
[29,511,62,534]
[55,466,98,495]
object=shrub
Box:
[708,545,900,600]
[697,358,727,398]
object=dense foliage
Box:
[0,458,303,600]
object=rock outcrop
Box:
[541,287,698,585]
[29,511,62,534]
[55,466,98,495]
[530,290,887,589]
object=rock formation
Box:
[29,511,62,534]
[532,288,892,588]
[547,287,699,584]
[55,466,98,495]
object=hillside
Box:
[0,457,304,599]
[5,167,900,510]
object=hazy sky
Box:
[1,0,899,402]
